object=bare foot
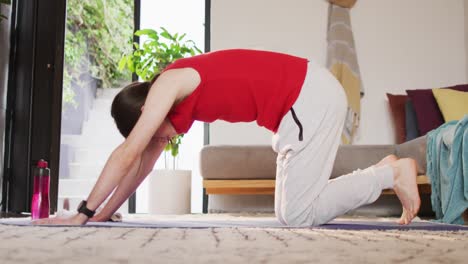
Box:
[375,154,398,167]
[399,207,413,225]
[391,158,421,225]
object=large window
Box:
[58,0,205,214]
[58,0,134,213]
[137,0,205,213]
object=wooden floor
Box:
[203,175,431,196]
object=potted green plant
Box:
[120,27,201,168]
[120,27,202,214]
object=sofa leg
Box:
[202,188,209,214]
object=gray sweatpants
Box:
[272,61,394,227]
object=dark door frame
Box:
[2,0,66,213]
[204,0,211,144]
[202,0,211,214]
[128,0,141,214]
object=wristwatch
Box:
[77,200,96,218]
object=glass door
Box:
[58,0,134,213]
[58,0,206,215]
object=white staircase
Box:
[59,88,128,214]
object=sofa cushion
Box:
[406,85,468,135]
[394,136,427,175]
[332,137,427,177]
[405,99,420,141]
[386,93,407,143]
[432,88,468,122]
[330,145,395,178]
[200,137,427,180]
[201,144,405,180]
[200,145,276,180]
[406,88,444,136]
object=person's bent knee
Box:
[278,207,315,227]
[275,210,287,225]
[278,205,336,227]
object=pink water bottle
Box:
[31,159,50,219]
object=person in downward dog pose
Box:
[35,49,420,226]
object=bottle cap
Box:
[37,159,48,168]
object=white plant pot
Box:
[148,169,192,214]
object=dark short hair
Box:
[111,74,160,138]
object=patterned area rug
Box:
[0,214,467,263]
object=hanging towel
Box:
[326,4,363,144]
[426,115,468,225]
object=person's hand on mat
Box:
[89,212,122,222]
[32,213,88,226]
[88,215,106,222]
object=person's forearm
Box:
[84,144,137,213]
[92,156,144,221]
[92,140,166,220]
[93,163,147,221]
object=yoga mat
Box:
[1,217,467,231]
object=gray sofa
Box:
[200,136,428,214]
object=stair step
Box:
[61,135,82,148]
[71,138,123,149]
[82,119,119,131]
[72,148,115,163]
[91,102,112,112]
[82,112,115,121]
[77,132,122,142]
[96,88,122,100]
[68,162,106,179]
[92,99,114,108]
[60,87,126,211]
[61,126,122,145]
[58,178,97,197]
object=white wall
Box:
[210,0,329,145]
[210,0,467,145]
[353,0,466,144]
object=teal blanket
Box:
[427,115,468,224]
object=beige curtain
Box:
[326,1,362,144]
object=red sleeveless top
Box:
[164,49,308,134]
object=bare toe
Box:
[398,208,411,225]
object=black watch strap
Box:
[77,200,96,218]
